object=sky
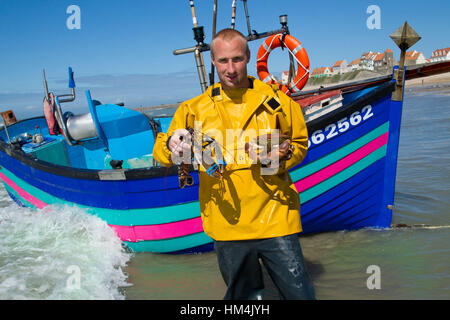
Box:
[0,0,449,119]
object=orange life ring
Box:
[256,34,310,96]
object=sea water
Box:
[0,195,132,299]
[0,88,449,300]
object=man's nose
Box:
[227,61,236,73]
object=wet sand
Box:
[405,71,450,87]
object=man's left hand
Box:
[245,135,294,168]
[262,138,294,168]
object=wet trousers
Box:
[214,234,316,300]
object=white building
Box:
[360,51,378,71]
[348,58,361,71]
[332,60,348,74]
[373,49,396,71]
[405,50,427,66]
[429,47,450,63]
[281,71,289,85]
[310,67,333,78]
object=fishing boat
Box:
[1,2,449,253]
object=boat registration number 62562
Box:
[308,105,374,148]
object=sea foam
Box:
[0,200,132,300]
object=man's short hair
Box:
[210,28,250,60]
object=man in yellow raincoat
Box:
[153,28,315,300]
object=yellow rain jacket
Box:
[153,76,308,241]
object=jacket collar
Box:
[207,76,283,130]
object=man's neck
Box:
[221,76,251,90]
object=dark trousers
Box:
[214,234,316,300]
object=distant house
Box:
[310,67,333,78]
[373,49,396,72]
[429,47,450,63]
[359,49,396,71]
[383,49,396,68]
[281,71,289,85]
[405,50,426,66]
[332,60,348,74]
[348,58,361,71]
[373,53,385,69]
[281,70,303,85]
[360,51,378,71]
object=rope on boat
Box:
[209,0,218,85]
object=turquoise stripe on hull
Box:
[2,183,35,208]
[0,167,201,227]
[299,145,387,203]
[123,232,212,253]
[290,122,389,182]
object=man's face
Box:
[212,37,250,90]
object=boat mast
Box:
[230,0,237,30]
[189,0,209,92]
[209,0,218,86]
[242,0,252,36]
[174,1,290,93]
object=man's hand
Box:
[245,134,294,168]
[168,129,192,157]
[263,139,294,167]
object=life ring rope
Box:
[256,33,310,96]
[258,34,307,71]
[256,34,280,62]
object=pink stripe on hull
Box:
[0,170,204,242]
[0,171,48,209]
[295,132,388,192]
[109,216,204,242]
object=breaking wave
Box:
[0,199,132,300]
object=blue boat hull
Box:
[0,79,401,253]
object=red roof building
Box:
[405,50,427,66]
[310,67,333,78]
[373,49,395,71]
[348,58,361,71]
[331,60,348,74]
[430,47,450,63]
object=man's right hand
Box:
[168,128,192,157]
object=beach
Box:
[405,71,450,87]
[302,69,450,92]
